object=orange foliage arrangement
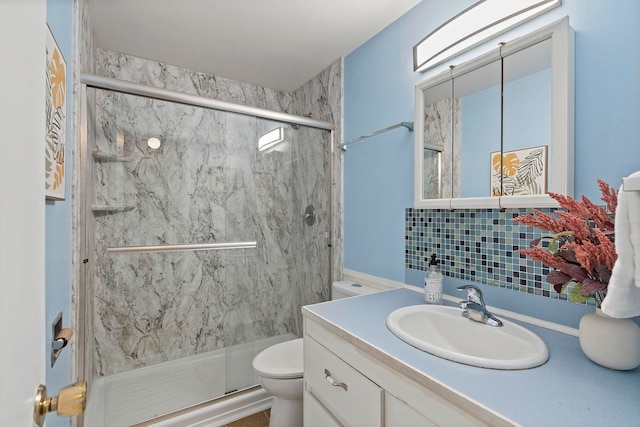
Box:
[513,180,617,306]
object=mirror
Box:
[420,78,456,200]
[456,58,501,201]
[414,17,574,209]
[501,39,552,198]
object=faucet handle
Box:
[456,285,485,306]
[461,302,504,327]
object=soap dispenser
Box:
[424,254,443,304]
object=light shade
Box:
[413,0,561,72]
[147,137,162,149]
[258,127,284,152]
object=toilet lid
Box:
[252,338,303,379]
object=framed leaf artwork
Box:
[45,25,66,200]
[490,146,547,197]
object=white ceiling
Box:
[88,0,423,92]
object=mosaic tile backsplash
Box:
[405,208,564,300]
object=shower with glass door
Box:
[80,75,334,426]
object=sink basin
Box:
[386,305,549,369]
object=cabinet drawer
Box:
[304,390,342,427]
[304,336,382,427]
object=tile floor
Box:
[224,409,270,427]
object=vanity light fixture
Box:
[258,127,284,152]
[413,0,561,72]
[147,137,162,149]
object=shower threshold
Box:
[132,386,271,427]
[84,334,294,427]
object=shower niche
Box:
[91,150,134,213]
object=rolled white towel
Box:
[601,171,640,318]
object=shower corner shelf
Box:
[91,204,135,214]
[92,151,131,162]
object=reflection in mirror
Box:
[501,38,552,196]
[455,59,501,198]
[421,79,457,200]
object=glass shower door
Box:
[84,85,331,426]
[221,119,332,395]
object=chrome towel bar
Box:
[337,121,414,151]
[106,241,257,254]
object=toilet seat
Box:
[252,338,303,379]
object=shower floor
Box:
[85,334,295,427]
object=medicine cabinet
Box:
[414,17,574,209]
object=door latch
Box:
[34,380,86,427]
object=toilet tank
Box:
[332,281,378,300]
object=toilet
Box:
[252,281,377,427]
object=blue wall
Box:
[46,1,73,426]
[344,0,640,285]
[460,83,500,197]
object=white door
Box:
[0,0,48,425]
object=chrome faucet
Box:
[457,285,503,327]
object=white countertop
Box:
[302,288,640,427]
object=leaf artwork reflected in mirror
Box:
[490,146,547,196]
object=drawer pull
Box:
[324,369,348,391]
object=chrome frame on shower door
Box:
[81,74,335,130]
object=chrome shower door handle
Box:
[324,368,348,391]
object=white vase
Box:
[578,308,640,370]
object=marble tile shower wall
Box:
[405,208,563,299]
[289,61,343,335]
[92,50,340,376]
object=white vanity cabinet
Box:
[385,393,438,427]
[304,336,382,426]
[303,317,502,427]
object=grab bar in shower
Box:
[337,121,414,151]
[106,241,257,254]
